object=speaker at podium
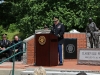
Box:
[64,38,77,59]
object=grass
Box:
[3,30,19,41]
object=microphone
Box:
[54,29,55,34]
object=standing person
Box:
[0,34,11,58]
[50,16,65,65]
[86,18,99,48]
[44,25,49,30]
[11,35,23,61]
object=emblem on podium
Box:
[38,36,46,45]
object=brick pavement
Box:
[0,59,100,71]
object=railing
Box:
[0,41,26,75]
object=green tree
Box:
[14,0,48,37]
[0,1,16,29]
[1,0,100,39]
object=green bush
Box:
[1,0,100,39]
[8,23,18,32]
[0,25,5,40]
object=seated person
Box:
[11,35,23,61]
[0,34,11,58]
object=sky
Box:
[0,0,4,4]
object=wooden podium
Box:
[35,34,58,66]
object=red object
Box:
[35,34,58,66]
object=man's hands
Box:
[55,34,60,37]
[13,49,18,52]
[0,47,6,50]
[57,34,60,37]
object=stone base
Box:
[77,48,100,66]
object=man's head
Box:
[44,25,48,30]
[88,17,93,23]
[34,66,46,75]
[76,71,87,75]
[53,16,59,25]
[14,35,19,41]
[2,34,7,40]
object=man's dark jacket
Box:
[50,22,65,44]
[11,39,23,51]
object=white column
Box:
[62,44,64,63]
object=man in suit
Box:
[0,34,11,58]
[11,35,23,61]
[50,16,65,65]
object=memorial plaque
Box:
[64,38,77,59]
[78,48,100,65]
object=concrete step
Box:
[0,68,25,75]
[21,68,100,75]
[0,62,27,75]
[0,68,100,75]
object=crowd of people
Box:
[0,34,23,62]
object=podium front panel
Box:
[36,34,50,66]
[64,38,77,59]
[50,34,58,66]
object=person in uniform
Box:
[44,25,49,30]
[86,18,99,48]
[50,16,65,65]
[11,35,23,61]
[0,34,11,58]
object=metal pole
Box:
[12,47,15,75]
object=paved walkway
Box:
[0,59,100,71]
